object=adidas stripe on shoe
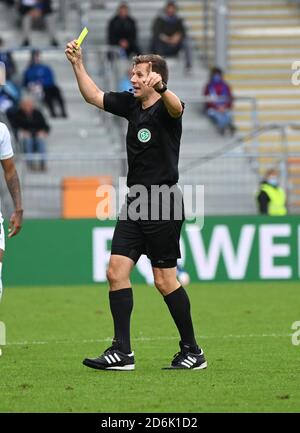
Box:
[83,346,135,371]
[163,341,207,370]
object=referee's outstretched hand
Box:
[144,62,163,92]
[65,40,82,65]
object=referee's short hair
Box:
[132,54,169,84]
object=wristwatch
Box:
[156,82,168,94]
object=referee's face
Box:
[130,63,153,100]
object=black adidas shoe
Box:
[83,346,135,371]
[163,341,207,370]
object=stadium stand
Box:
[1,0,299,216]
[79,0,261,216]
[226,0,300,212]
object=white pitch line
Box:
[5,334,293,347]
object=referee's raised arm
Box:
[145,61,183,118]
[65,40,104,110]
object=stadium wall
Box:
[3,216,300,286]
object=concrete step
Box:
[229,38,300,46]
[229,74,296,82]
[231,34,300,43]
[229,0,295,4]
[234,107,300,116]
[227,73,292,82]
[230,17,300,25]
[230,46,300,55]
[234,90,299,99]
[255,145,300,153]
[233,82,296,90]
[235,102,300,112]
[229,56,298,65]
[229,5,297,12]
[3,0,270,218]
[235,113,300,122]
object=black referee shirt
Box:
[103,91,183,188]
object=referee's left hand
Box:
[144,62,163,92]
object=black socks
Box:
[164,286,198,351]
[109,288,133,354]
[109,286,198,355]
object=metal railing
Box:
[187,95,259,134]
[5,149,298,218]
[2,118,299,218]
[202,0,229,70]
[180,121,300,213]
[180,122,300,167]
[92,46,127,158]
[214,0,229,71]
[4,105,300,217]
[201,0,214,67]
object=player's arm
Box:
[145,62,182,118]
[1,157,23,237]
[65,40,104,110]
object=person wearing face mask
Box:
[203,66,236,135]
[256,168,287,215]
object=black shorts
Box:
[111,186,185,268]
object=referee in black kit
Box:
[65,39,207,371]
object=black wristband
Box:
[156,82,168,94]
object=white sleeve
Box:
[0,122,14,160]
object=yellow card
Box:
[76,27,89,47]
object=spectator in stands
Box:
[0,80,21,123]
[18,0,59,47]
[0,39,21,129]
[203,66,236,135]
[107,2,141,59]
[150,1,192,70]
[256,168,287,215]
[12,95,50,171]
[0,37,17,81]
[23,49,67,118]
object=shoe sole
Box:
[193,361,208,370]
[106,365,135,371]
[83,359,135,371]
[162,361,208,370]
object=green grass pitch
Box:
[0,281,299,413]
